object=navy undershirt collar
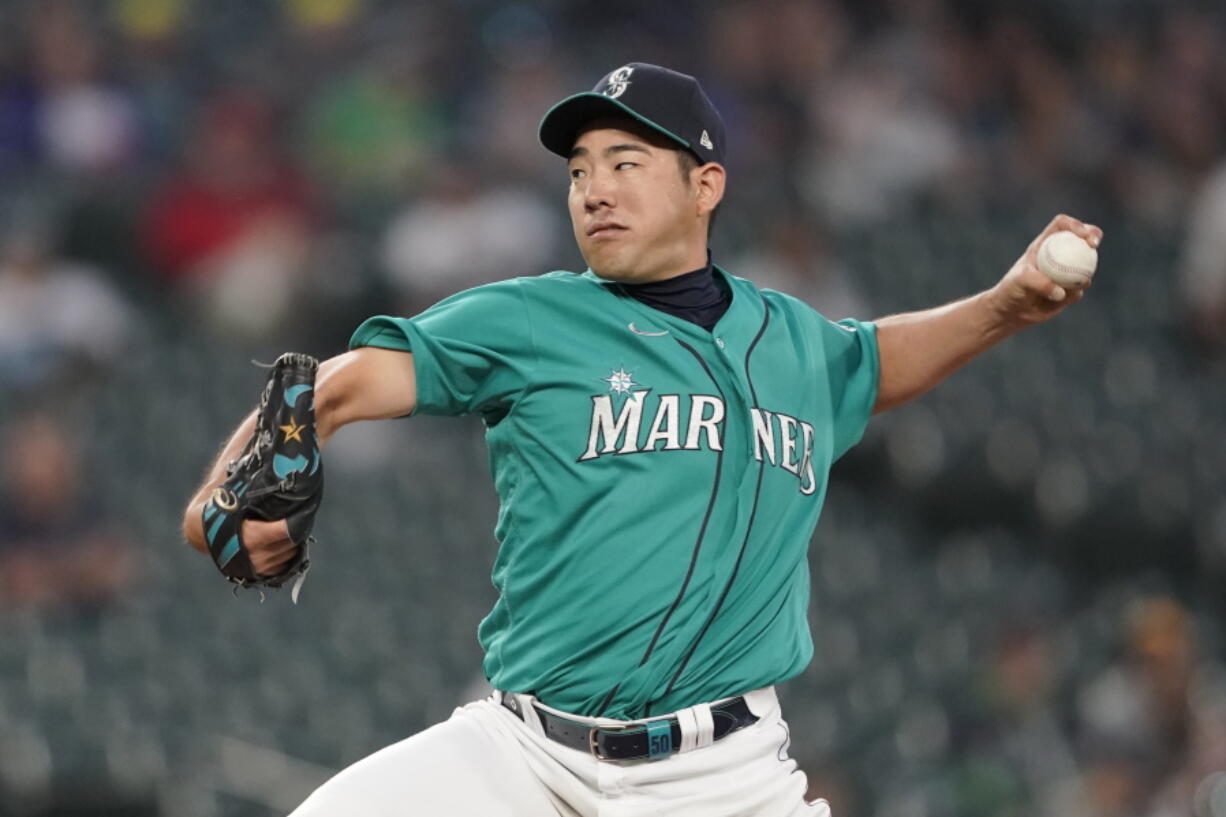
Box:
[619,254,731,332]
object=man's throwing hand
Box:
[991,214,1103,325]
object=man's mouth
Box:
[587,222,627,238]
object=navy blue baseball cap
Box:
[539,63,726,166]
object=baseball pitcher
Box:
[183,63,1102,816]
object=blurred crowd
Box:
[966,597,1226,817]
[801,590,1226,817]
[2,0,1225,815]
[4,0,1226,370]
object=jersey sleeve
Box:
[348,279,537,421]
[818,316,879,459]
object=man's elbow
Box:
[182,502,207,553]
[872,386,909,415]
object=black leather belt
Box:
[499,691,759,761]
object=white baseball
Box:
[1036,230,1097,288]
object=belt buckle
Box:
[588,723,637,761]
[588,725,613,760]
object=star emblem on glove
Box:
[279,418,306,443]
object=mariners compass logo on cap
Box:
[602,66,634,99]
[539,62,726,165]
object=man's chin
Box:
[589,266,639,284]
[584,252,635,283]
[588,264,616,280]
[585,247,668,284]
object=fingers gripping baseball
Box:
[997,214,1103,324]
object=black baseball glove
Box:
[201,352,324,600]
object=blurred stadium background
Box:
[1,0,1225,815]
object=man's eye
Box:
[570,168,585,180]
[616,162,637,170]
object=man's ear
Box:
[694,162,726,218]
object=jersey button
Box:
[715,338,726,350]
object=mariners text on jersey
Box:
[579,391,819,495]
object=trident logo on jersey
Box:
[579,369,817,494]
[602,66,634,99]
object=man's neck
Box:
[644,248,711,283]
[619,252,729,331]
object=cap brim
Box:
[538,92,692,158]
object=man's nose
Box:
[584,169,616,212]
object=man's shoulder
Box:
[512,269,613,303]
[463,269,602,290]
[722,272,814,318]
[432,270,599,303]
[722,272,866,339]
[422,271,612,324]
[523,269,604,287]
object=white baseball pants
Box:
[289,687,830,817]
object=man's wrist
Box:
[980,284,1030,338]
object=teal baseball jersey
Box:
[349,267,879,719]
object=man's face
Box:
[567,119,707,284]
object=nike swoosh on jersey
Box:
[628,322,670,337]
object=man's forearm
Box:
[182,410,257,551]
[872,289,1025,414]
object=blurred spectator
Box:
[113,0,189,45]
[1148,684,1226,817]
[991,17,1096,193]
[284,0,366,37]
[1179,160,1226,353]
[1144,12,1224,180]
[731,214,867,319]
[1073,597,1201,815]
[111,0,193,165]
[1121,10,1226,230]
[958,625,1077,816]
[299,47,444,216]
[141,90,320,340]
[380,158,559,313]
[0,2,141,176]
[0,413,134,612]
[1082,26,1150,213]
[802,34,961,225]
[0,212,135,394]
[465,54,571,184]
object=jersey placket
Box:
[611,284,769,714]
[664,305,773,708]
